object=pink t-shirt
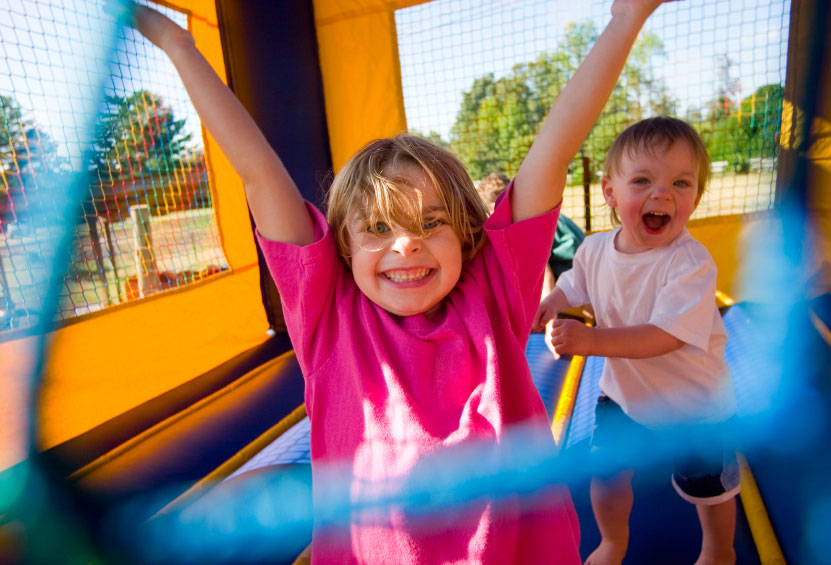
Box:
[258,188,580,564]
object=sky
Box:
[1,0,792,157]
[395,0,792,140]
[1,0,202,161]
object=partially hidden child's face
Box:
[347,167,463,317]
[602,141,700,254]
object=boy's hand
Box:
[546,319,593,359]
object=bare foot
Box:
[584,540,627,565]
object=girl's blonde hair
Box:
[603,116,711,225]
[326,135,490,264]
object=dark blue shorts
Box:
[591,395,740,505]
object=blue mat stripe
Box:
[226,417,311,479]
[722,304,773,416]
[564,355,603,449]
[525,332,572,421]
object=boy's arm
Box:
[549,321,683,359]
[132,5,314,245]
[511,0,670,223]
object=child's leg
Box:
[671,427,740,565]
[695,498,736,565]
[586,469,634,565]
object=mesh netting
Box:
[396,0,790,231]
[0,0,228,334]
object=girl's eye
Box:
[368,222,391,234]
[422,218,444,230]
[674,180,692,188]
[633,177,650,185]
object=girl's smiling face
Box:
[347,166,463,317]
[602,140,701,254]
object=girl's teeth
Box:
[385,268,430,282]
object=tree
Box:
[449,21,672,180]
[91,90,194,180]
[410,129,450,149]
[736,84,783,160]
[88,90,210,216]
[450,72,540,178]
[698,83,784,172]
[0,95,62,224]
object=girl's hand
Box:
[533,287,569,332]
[533,300,557,332]
[106,1,191,53]
[131,3,193,52]
[546,319,594,359]
[611,0,678,20]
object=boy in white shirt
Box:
[535,116,739,565]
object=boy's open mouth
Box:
[642,212,670,233]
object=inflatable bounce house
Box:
[0,0,828,562]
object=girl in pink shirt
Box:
[131,1,671,562]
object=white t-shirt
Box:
[557,228,736,428]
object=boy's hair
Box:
[477,171,510,206]
[604,116,710,224]
[326,134,490,264]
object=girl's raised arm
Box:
[131,5,314,245]
[511,0,671,223]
